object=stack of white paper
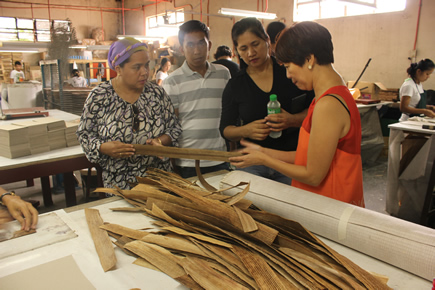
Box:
[65,121,79,147]
[0,124,31,158]
[33,117,66,150]
[12,120,50,154]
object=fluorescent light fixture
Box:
[153,23,181,28]
[218,8,277,19]
[69,45,87,49]
[117,35,164,41]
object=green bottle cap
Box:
[270,94,277,101]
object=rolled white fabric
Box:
[220,170,435,281]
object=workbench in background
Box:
[0,110,101,207]
[386,119,435,226]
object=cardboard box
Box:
[82,38,96,46]
[347,81,388,100]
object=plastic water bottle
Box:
[267,94,282,139]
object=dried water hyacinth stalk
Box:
[85,208,117,272]
[95,168,391,289]
[133,144,242,162]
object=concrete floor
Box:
[2,157,390,216]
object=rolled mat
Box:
[220,170,435,281]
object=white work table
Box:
[0,173,431,289]
[386,119,435,225]
[0,110,101,207]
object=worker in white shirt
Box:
[9,61,25,84]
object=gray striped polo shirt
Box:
[163,61,230,167]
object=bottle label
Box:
[268,108,280,115]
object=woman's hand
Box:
[424,109,435,118]
[99,141,135,159]
[229,139,266,168]
[243,119,270,141]
[146,137,163,146]
[146,137,165,159]
[2,195,38,231]
[265,108,303,131]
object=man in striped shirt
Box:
[163,20,231,178]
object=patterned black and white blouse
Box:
[77,80,182,189]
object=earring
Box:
[308,65,312,70]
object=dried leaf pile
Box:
[93,168,390,289]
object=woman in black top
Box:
[220,18,313,184]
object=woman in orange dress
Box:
[229,21,364,206]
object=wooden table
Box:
[386,119,435,225]
[0,110,101,207]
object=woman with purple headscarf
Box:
[77,37,181,189]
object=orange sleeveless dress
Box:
[291,86,365,207]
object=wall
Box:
[4,0,431,89]
[124,0,434,90]
[0,0,121,41]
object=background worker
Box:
[10,61,25,84]
[399,58,435,121]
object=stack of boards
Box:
[0,117,79,158]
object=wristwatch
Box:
[0,191,15,206]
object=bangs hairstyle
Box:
[275,21,334,66]
[231,17,269,49]
[178,20,210,47]
[231,17,269,69]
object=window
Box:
[0,17,71,42]
[294,0,406,21]
[35,19,51,42]
[146,10,184,38]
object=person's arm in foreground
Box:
[0,187,38,231]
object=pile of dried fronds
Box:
[91,168,390,289]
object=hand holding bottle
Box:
[242,119,270,141]
[267,94,282,139]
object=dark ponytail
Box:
[407,58,434,80]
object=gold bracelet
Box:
[157,137,162,145]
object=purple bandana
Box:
[108,37,148,70]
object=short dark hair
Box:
[266,21,286,44]
[72,69,79,77]
[14,61,22,66]
[407,59,434,79]
[178,20,210,47]
[275,21,334,66]
[214,45,232,60]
